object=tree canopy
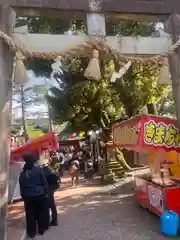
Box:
[15,16,173,132]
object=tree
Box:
[47,59,124,132]
[112,61,167,117]
[16,17,169,171]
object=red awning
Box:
[11,132,58,162]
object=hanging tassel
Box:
[13,52,28,85]
[110,61,131,83]
[51,56,63,77]
[157,58,171,85]
[84,49,101,81]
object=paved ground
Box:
[34,174,164,240]
[8,200,25,240]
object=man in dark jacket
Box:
[19,154,49,239]
[42,160,60,227]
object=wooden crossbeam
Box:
[8,0,180,15]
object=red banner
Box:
[112,115,180,152]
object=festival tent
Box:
[11,131,58,162]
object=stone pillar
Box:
[86,12,106,38]
[86,1,106,39]
[0,5,16,240]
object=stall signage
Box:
[144,120,180,148]
[148,185,164,213]
[114,125,139,145]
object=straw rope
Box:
[1,29,180,64]
[0,31,32,57]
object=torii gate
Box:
[1,1,180,239]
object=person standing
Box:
[85,158,94,180]
[69,151,80,187]
[80,147,91,173]
[41,159,60,227]
[58,150,67,177]
[19,154,49,239]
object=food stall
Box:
[9,132,58,203]
[112,115,180,216]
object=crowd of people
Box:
[19,146,100,239]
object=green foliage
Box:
[16,16,170,129]
[46,59,124,132]
[106,20,156,36]
[112,62,167,117]
[16,17,71,34]
[101,169,117,185]
[25,59,53,78]
[27,124,44,139]
[46,53,169,133]
[16,17,87,35]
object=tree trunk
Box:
[0,6,15,240]
[147,103,158,115]
[102,128,132,171]
[115,148,132,171]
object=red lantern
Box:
[69,135,73,139]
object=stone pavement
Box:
[8,201,25,240]
[34,173,164,240]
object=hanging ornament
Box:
[62,135,67,141]
[157,58,171,85]
[110,61,132,83]
[68,134,73,139]
[84,49,101,81]
[51,56,63,78]
[79,131,85,137]
[13,52,28,85]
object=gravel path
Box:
[36,176,163,240]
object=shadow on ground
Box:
[38,179,162,240]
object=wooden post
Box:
[20,85,29,142]
[0,5,15,240]
[168,14,180,128]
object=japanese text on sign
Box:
[144,120,180,148]
[114,125,139,145]
[148,185,164,213]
